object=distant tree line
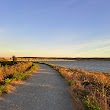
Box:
[16,57,110,61]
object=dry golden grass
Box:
[0,62,32,83]
[5,85,16,93]
[0,63,39,95]
[11,80,24,85]
[48,64,110,110]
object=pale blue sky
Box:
[0,0,110,57]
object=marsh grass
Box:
[0,62,33,83]
[44,63,110,110]
[0,62,39,95]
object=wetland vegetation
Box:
[43,63,110,110]
[0,61,39,95]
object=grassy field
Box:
[0,61,39,95]
[43,63,110,110]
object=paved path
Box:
[0,64,74,110]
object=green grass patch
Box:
[82,97,103,110]
[68,79,76,86]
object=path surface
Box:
[0,64,74,110]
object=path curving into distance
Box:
[0,64,74,110]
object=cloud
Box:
[71,37,110,57]
[95,46,110,52]
[61,35,110,57]
[74,38,110,51]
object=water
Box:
[40,60,110,72]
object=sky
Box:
[0,0,110,57]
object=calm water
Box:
[40,60,110,72]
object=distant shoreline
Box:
[1,57,110,61]
[12,57,110,61]
[18,57,110,61]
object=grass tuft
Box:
[0,62,39,95]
